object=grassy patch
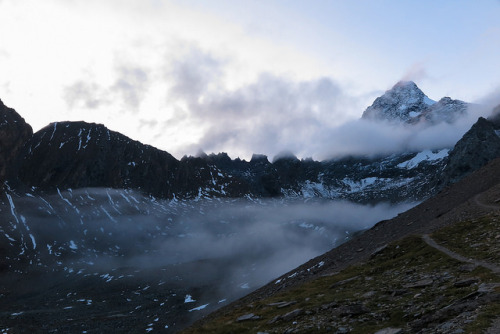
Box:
[433,213,500,265]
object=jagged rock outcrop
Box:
[441,117,500,185]
[414,96,467,124]
[0,99,33,186]
[361,81,467,125]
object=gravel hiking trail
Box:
[422,234,500,274]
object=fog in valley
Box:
[1,188,415,330]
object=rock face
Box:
[18,121,248,199]
[414,96,468,125]
[441,117,500,185]
[361,81,467,125]
[0,99,33,186]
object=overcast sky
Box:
[1,0,499,160]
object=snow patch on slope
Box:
[397,149,449,169]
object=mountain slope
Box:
[185,157,500,333]
[17,121,249,199]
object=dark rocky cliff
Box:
[440,117,500,185]
[0,99,33,186]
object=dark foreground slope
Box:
[185,158,500,333]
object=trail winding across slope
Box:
[474,193,500,211]
[422,234,500,274]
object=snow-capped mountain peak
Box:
[361,80,468,125]
[361,81,436,123]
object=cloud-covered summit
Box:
[361,81,436,123]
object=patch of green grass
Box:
[464,302,500,333]
[433,213,500,265]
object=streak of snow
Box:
[57,188,80,214]
[188,304,209,312]
[77,129,83,150]
[29,234,36,249]
[49,122,57,141]
[100,206,117,223]
[6,193,20,224]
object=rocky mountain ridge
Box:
[1,80,499,206]
[17,121,249,200]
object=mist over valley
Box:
[0,187,413,332]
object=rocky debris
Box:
[410,292,500,331]
[282,308,303,321]
[486,317,500,334]
[268,308,303,324]
[334,303,370,317]
[236,313,260,322]
[267,301,297,309]
[403,278,434,289]
[453,278,479,288]
[459,264,477,272]
[321,301,339,310]
[329,275,360,288]
[0,99,33,185]
[477,282,500,293]
[374,328,403,334]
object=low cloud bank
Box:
[4,189,416,292]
